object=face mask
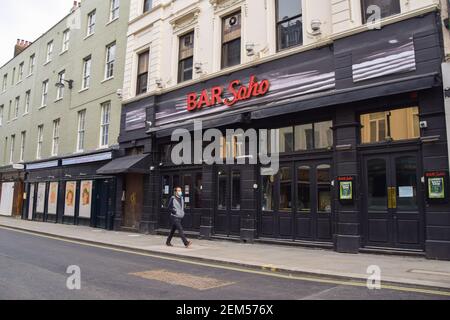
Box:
[177,191,183,197]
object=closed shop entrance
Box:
[362,152,424,250]
[259,160,333,242]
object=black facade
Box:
[23,150,118,230]
[118,12,450,260]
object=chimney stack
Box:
[71,1,81,13]
[14,39,32,57]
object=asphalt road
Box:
[0,227,448,300]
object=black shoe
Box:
[185,241,192,248]
[166,242,173,247]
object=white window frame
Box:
[52,119,60,156]
[77,110,86,152]
[57,70,65,100]
[18,62,24,82]
[36,125,44,160]
[46,41,53,63]
[62,29,70,52]
[24,90,31,114]
[2,74,7,92]
[82,57,91,89]
[11,68,15,85]
[110,0,120,21]
[9,135,15,164]
[105,43,116,80]
[41,80,49,107]
[87,10,96,36]
[14,96,20,119]
[0,105,3,126]
[29,55,35,75]
[20,131,26,162]
[100,102,111,148]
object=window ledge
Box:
[101,77,114,83]
[78,87,89,93]
[16,80,23,85]
[26,74,33,79]
[22,112,29,117]
[43,60,52,66]
[84,33,95,40]
[60,49,68,56]
[38,105,47,110]
[106,17,119,26]
[54,98,63,103]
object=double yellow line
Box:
[1,225,450,298]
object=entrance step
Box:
[360,246,425,257]
[256,238,334,250]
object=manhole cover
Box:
[130,270,235,291]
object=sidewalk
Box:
[1,216,450,291]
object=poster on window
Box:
[339,181,353,201]
[47,182,59,214]
[428,177,445,199]
[79,180,93,218]
[36,183,46,213]
[64,181,76,216]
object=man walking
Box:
[166,187,192,248]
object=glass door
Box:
[215,166,241,237]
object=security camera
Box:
[116,89,123,98]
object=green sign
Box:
[340,181,353,200]
[428,177,445,199]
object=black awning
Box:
[96,154,151,175]
[251,72,440,120]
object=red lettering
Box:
[187,93,198,111]
[186,76,271,111]
[210,86,223,105]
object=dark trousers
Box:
[167,216,189,246]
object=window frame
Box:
[77,110,86,152]
[14,96,20,119]
[62,29,70,52]
[110,0,120,21]
[87,10,96,36]
[52,119,60,156]
[275,0,303,51]
[20,131,26,162]
[178,31,195,83]
[82,56,92,90]
[46,41,54,63]
[105,42,116,80]
[24,90,31,114]
[18,62,24,82]
[221,11,242,69]
[100,102,111,148]
[143,0,152,13]
[36,125,44,160]
[41,80,49,107]
[136,50,149,95]
[57,70,65,100]
[2,74,7,92]
[29,55,35,75]
[9,134,15,164]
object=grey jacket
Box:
[168,196,185,219]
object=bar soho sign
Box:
[186,75,270,112]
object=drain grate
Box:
[408,269,450,277]
[130,269,235,291]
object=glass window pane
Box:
[295,124,313,151]
[396,156,418,211]
[222,38,241,68]
[277,17,303,50]
[297,166,311,212]
[361,107,420,144]
[194,173,202,209]
[279,167,292,212]
[367,159,387,211]
[262,175,275,211]
[317,165,332,213]
[218,170,227,210]
[277,0,302,22]
[231,171,241,210]
[279,127,294,153]
[183,175,191,209]
[162,175,170,208]
[314,121,333,149]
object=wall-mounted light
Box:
[121,191,126,202]
[311,19,322,35]
[194,62,203,74]
[253,184,258,190]
[155,78,163,88]
[150,166,155,171]
[55,79,74,90]
[246,43,255,56]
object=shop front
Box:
[0,165,25,218]
[24,150,117,230]
[117,12,450,260]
